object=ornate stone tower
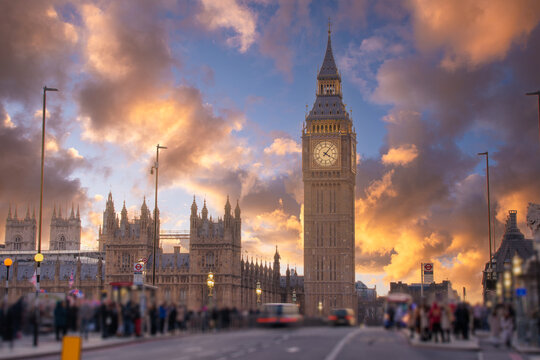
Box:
[188,196,242,310]
[302,27,356,316]
[5,204,36,250]
[49,204,81,250]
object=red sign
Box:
[424,263,433,271]
[134,263,143,272]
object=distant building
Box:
[355,281,377,301]
[389,280,459,304]
[4,205,36,251]
[4,203,81,252]
[482,210,534,303]
[49,204,81,251]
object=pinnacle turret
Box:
[202,199,208,219]
[7,203,11,220]
[191,196,197,216]
[225,195,231,215]
[70,203,75,219]
[235,199,241,218]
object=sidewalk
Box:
[402,330,480,351]
[0,333,177,360]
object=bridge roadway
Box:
[38,326,533,360]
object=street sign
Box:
[516,288,527,297]
[134,263,144,273]
[133,273,143,286]
[423,263,434,283]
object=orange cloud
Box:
[382,144,418,166]
[409,0,540,69]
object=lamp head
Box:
[4,258,12,267]
[44,87,58,92]
[34,253,44,263]
[477,152,488,156]
[526,91,540,96]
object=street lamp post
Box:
[3,258,12,301]
[256,281,262,306]
[478,152,494,271]
[207,272,214,308]
[35,86,57,347]
[526,91,540,141]
[33,252,44,347]
[151,144,167,286]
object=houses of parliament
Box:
[1,29,356,315]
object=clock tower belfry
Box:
[302,26,356,316]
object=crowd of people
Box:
[1,295,263,348]
[385,301,516,347]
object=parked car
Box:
[328,308,356,326]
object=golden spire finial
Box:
[328,17,332,35]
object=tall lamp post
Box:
[35,86,57,347]
[150,144,167,286]
[526,91,540,141]
[256,281,262,306]
[3,258,12,301]
[478,152,494,280]
[207,272,214,308]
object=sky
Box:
[2,0,540,302]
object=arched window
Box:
[59,235,66,250]
[13,236,22,250]
[206,252,215,267]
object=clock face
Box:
[314,141,338,167]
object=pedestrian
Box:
[420,305,429,341]
[428,302,443,343]
[407,305,416,339]
[149,303,158,336]
[79,301,93,340]
[54,300,68,341]
[1,301,15,349]
[176,304,185,332]
[159,302,167,334]
[168,303,177,333]
[455,302,470,340]
[441,304,451,343]
[501,307,515,348]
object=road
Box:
[39,326,535,360]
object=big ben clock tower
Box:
[302,26,356,316]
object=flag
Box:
[69,271,74,288]
[30,270,37,289]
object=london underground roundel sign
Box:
[424,263,433,271]
[134,263,143,272]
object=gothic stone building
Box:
[1,194,299,310]
[302,28,357,315]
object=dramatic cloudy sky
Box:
[2,0,540,301]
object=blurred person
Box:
[473,303,482,334]
[441,304,452,343]
[489,307,502,345]
[80,301,93,340]
[1,300,15,349]
[159,302,167,334]
[168,303,177,333]
[428,302,443,343]
[407,305,416,339]
[54,300,68,341]
[455,303,470,340]
[149,303,158,335]
[501,307,514,348]
[176,304,185,332]
[419,305,431,341]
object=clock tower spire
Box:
[302,27,357,317]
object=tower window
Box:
[13,236,22,250]
[59,235,66,250]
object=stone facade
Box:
[49,205,81,251]
[4,205,36,251]
[302,28,356,316]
